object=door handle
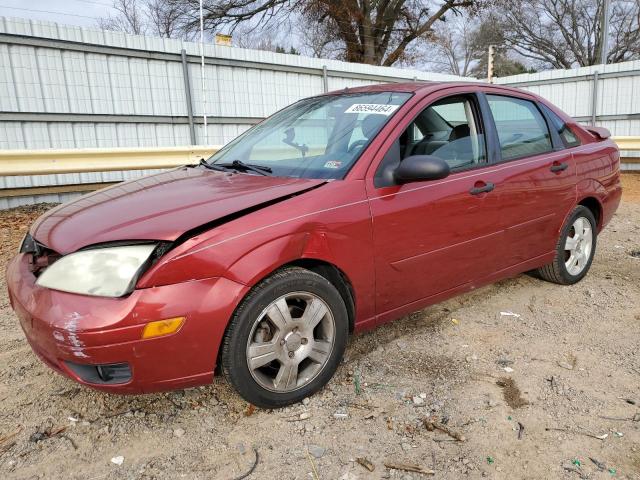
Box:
[550,162,569,172]
[469,181,495,195]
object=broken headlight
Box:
[19,233,39,254]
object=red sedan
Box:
[7,82,621,408]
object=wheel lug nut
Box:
[301,338,308,345]
[288,351,295,358]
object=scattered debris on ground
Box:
[496,377,529,409]
[422,418,466,442]
[356,457,375,472]
[384,461,435,475]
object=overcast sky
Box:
[0,0,114,28]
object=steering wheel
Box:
[347,139,368,153]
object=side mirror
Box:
[393,155,450,184]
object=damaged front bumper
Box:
[6,253,245,394]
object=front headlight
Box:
[36,244,157,297]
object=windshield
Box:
[206,91,412,179]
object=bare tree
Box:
[147,0,191,38]
[607,0,640,62]
[295,13,343,59]
[430,15,481,76]
[230,22,296,52]
[167,0,482,66]
[98,0,149,35]
[427,12,535,77]
[493,0,640,68]
[98,0,193,38]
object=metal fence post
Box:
[322,65,328,93]
[591,71,600,126]
[181,49,197,145]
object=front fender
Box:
[137,180,376,326]
[225,229,349,287]
[224,232,311,286]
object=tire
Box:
[220,267,349,408]
[536,205,597,285]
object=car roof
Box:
[325,81,471,95]
[325,81,528,97]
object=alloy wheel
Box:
[564,216,593,276]
[246,292,335,393]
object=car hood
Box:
[31,168,326,254]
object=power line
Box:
[67,0,114,7]
[0,5,101,21]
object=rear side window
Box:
[487,95,553,161]
[539,103,581,148]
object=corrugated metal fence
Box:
[1,16,639,208]
[0,16,469,208]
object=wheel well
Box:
[287,259,356,333]
[214,259,356,374]
[578,197,602,229]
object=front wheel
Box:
[220,267,349,408]
[536,205,597,285]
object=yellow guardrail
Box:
[615,137,640,168]
[613,136,640,152]
[0,137,638,199]
[0,138,637,177]
[0,145,221,176]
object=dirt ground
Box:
[1,176,639,480]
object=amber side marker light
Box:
[142,317,185,339]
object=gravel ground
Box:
[1,176,639,480]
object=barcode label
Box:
[344,104,399,115]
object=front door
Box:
[366,93,504,321]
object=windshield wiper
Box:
[196,158,232,172]
[217,160,272,176]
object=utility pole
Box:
[487,45,495,83]
[599,0,611,64]
[199,0,208,144]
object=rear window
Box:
[540,104,581,148]
[487,95,553,161]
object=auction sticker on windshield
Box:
[345,104,399,115]
[324,160,342,169]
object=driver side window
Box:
[402,96,486,168]
[375,95,487,187]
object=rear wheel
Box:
[221,267,348,408]
[536,205,597,285]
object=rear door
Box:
[480,92,577,269]
[365,90,505,321]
